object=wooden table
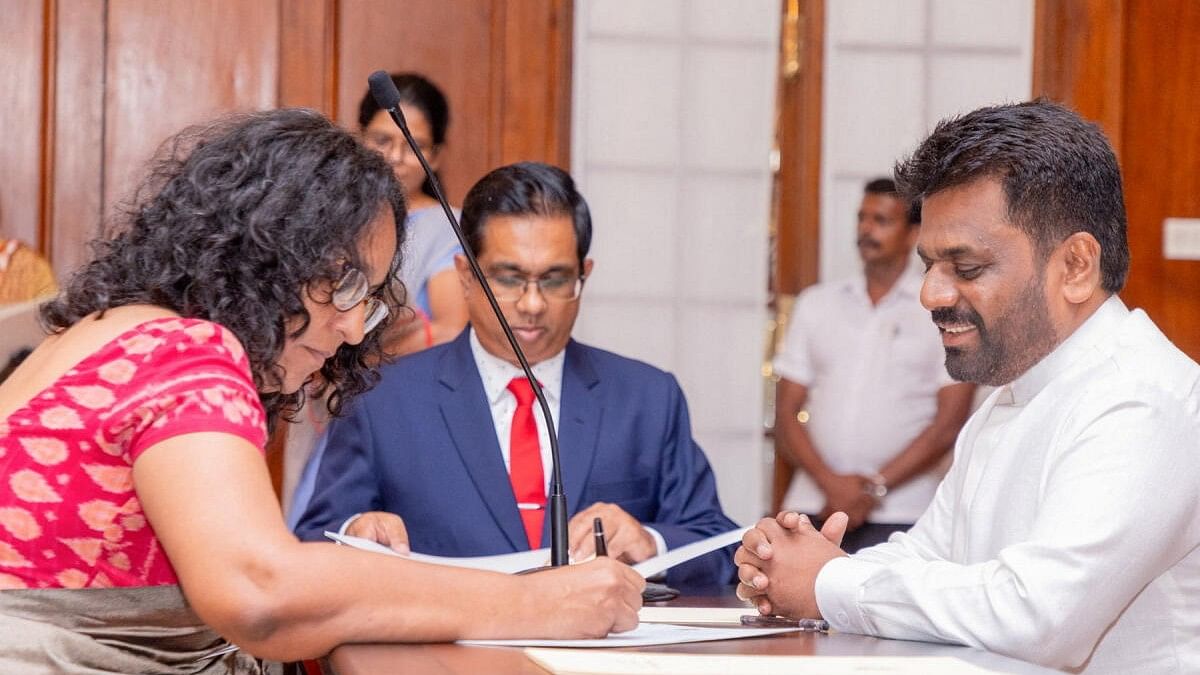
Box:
[327,590,1056,674]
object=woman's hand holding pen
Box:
[515,557,645,637]
[567,502,656,563]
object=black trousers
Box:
[809,518,912,554]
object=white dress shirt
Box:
[774,266,954,522]
[469,328,565,493]
[815,296,1200,673]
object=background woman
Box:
[0,109,641,673]
[359,72,468,354]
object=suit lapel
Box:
[438,333,528,551]
[558,341,604,518]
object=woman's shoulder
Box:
[61,308,250,378]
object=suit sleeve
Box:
[649,374,740,589]
[292,399,384,542]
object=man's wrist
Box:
[643,525,668,557]
[862,473,888,499]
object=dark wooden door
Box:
[1035,0,1200,360]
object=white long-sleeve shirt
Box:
[815,296,1200,673]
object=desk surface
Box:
[328,592,1055,674]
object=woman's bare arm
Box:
[134,432,643,660]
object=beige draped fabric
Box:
[0,585,281,674]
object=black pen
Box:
[593,517,608,557]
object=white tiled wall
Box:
[572,1,779,525]
[820,0,1034,283]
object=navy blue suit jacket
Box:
[295,330,737,588]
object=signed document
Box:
[460,622,798,648]
[324,526,748,578]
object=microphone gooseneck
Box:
[367,70,570,567]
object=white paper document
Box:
[325,526,747,578]
[324,532,547,574]
[637,606,750,625]
[460,622,797,648]
[524,649,1000,674]
[631,527,748,578]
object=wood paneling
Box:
[774,0,824,296]
[495,0,573,167]
[0,0,48,249]
[771,0,824,511]
[2,0,573,278]
[1032,0,1124,153]
[103,0,280,211]
[279,0,338,113]
[1120,1,1200,359]
[50,0,106,274]
[1034,0,1200,360]
[336,0,573,204]
[337,0,497,205]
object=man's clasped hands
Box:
[735,510,852,619]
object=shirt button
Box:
[836,611,849,625]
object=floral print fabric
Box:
[0,318,266,590]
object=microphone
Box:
[368,70,570,568]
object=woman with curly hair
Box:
[0,109,641,673]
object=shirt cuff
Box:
[643,525,668,556]
[814,555,882,635]
[337,513,365,537]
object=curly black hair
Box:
[41,108,407,425]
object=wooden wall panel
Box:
[337,0,497,205]
[495,0,573,167]
[1119,1,1200,359]
[103,0,281,212]
[1032,0,1124,154]
[279,0,337,113]
[0,0,48,250]
[774,0,824,296]
[1034,0,1200,360]
[50,0,106,275]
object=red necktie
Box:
[507,377,545,549]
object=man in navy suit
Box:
[295,162,737,588]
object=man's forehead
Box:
[479,214,577,256]
[916,181,1015,254]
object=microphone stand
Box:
[368,71,569,568]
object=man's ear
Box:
[582,258,595,279]
[454,254,473,292]
[1058,232,1103,305]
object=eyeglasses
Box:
[485,274,585,303]
[330,266,390,333]
[362,132,436,161]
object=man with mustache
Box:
[295,162,737,588]
[737,101,1200,673]
[773,178,975,552]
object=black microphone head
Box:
[368,70,402,111]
